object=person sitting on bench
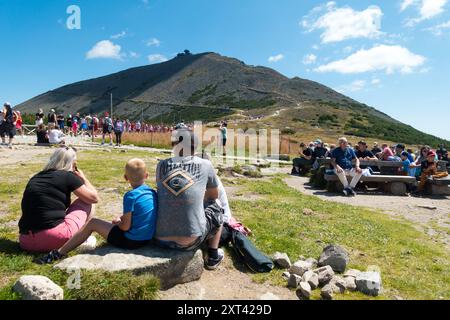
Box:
[331,137,363,197]
[292,143,314,176]
[412,150,448,194]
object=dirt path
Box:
[284,176,450,249]
[158,257,294,300]
[0,145,55,165]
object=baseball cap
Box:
[427,150,436,157]
[401,151,409,157]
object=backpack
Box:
[228,226,273,273]
[103,117,113,130]
[5,109,14,124]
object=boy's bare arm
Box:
[114,213,132,232]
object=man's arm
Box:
[331,158,343,173]
[205,187,219,201]
[355,157,362,173]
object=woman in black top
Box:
[18,147,99,253]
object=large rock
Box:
[344,276,357,292]
[288,274,302,289]
[260,292,281,300]
[289,260,313,276]
[296,282,312,300]
[356,272,382,297]
[272,252,291,269]
[313,266,335,286]
[344,269,361,279]
[318,245,349,273]
[330,276,346,294]
[54,245,204,290]
[305,257,318,268]
[13,276,63,300]
[320,283,337,300]
[302,270,319,290]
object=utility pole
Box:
[110,93,113,119]
[141,106,144,123]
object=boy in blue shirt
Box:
[38,158,157,264]
[399,151,412,176]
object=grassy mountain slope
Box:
[16,52,449,147]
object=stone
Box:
[344,269,361,279]
[272,252,291,269]
[302,270,319,290]
[330,276,346,294]
[296,282,312,300]
[318,244,349,273]
[287,274,302,288]
[302,208,315,216]
[356,272,382,297]
[282,271,291,280]
[305,257,318,268]
[344,276,357,292]
[13,276,63,300]
[313,266,335,286]
[320,283,336,300]
[260,292,281,300]
[54,245,204,290]
[289,260,313,276]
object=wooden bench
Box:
[426,176,450,196]
[324,174,416,196]
[318,158,448,172]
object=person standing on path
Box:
[219,122,228,156]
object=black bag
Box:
[231,228,274,273]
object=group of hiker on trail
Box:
[292,137,449,197]
[18,128,239,271]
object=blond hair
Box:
[125,158,147,184]
[44,147,77,172]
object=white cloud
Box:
[312,44,320,50]
[404,0,448,25]
[111,31,126,39]
[148,54,168,64]
[128,51,140,58]
[86,40,122,60]
[301,3,383,43]
[268,54,284,63]
[420,0,447,19]
[401,0,417,11]
[343,46,353,54]
[426,19,450,34]
[336,80,367,93]
[146,38,161,47]
[302,54,317,65]
[371,78,381,85]
[315,45,426,74]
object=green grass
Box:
[0,149,449,300]
[0,149,165,300]
[228,177,450,300]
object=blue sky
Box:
[1,0,449,139]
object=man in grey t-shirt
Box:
[155,129,225,270]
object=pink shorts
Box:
[19,199,92,253]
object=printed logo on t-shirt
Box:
[162,169,194,196]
